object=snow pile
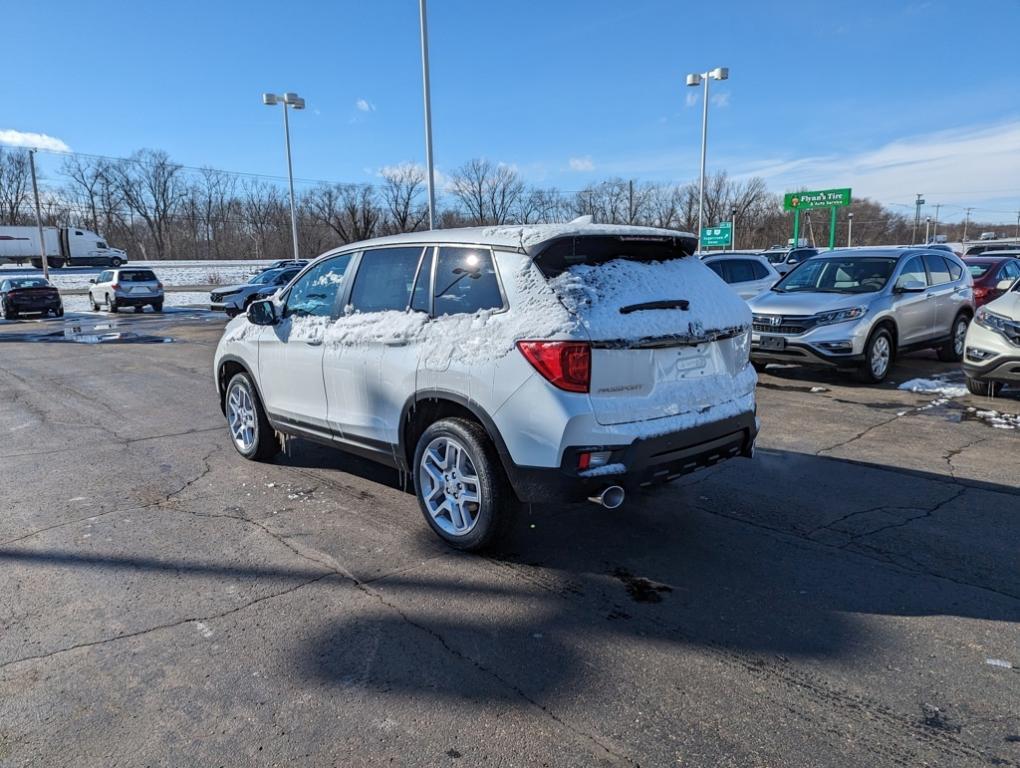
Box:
[967,407,1020,430]
[898,378,969,398]
[548,256,750,343]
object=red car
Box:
[963,253,1020,307]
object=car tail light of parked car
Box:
[517,340,592,393]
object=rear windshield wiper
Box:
[619,299,690,315]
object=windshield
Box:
[250,269,282,285]
[764,251,787,264]
[532,234,697,278]
[773,257,897,294]
[9,278,50,289]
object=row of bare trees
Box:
[0,145,1001,261]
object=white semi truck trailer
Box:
[0,226,128,269]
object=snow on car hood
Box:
[748,290,873,316]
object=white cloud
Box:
[355,98,375,113]
[568,156,595,172]
[0,129,70,152]
[710,92,730,108]
[735,119,1020,210]
[685,92,699,108]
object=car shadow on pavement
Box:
[3,448,1018,705]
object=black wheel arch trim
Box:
[216,354,268,416]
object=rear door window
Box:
[726,259,758,283]
[433,247,504,316]
[705,261,726,280]
[348,247,424,313]
[898,256,928,288]
[923,253,951,285]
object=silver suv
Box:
[88,268,164,313]
[748,248,974,382]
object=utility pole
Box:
[847,212,854,247]
[28,150,50,280]
[962,207,973,246]
[912,193,924,244]
[419,0,437,230]
[628,179,635,224]
[1016,211,1019,240]
[925,217,931,244]
[932,203,941,241]
[730,206,737,250]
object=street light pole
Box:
[912,193,923,244]
[847,212,854,247]
[262,91,305,261]
[925,217,931,244]
[686,67,729,251]
[932,203,941,241]
[28,149,49,280]
[419,0,437,230]
[730,206,737,250]
[962,207,972,247]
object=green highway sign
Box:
[783,187,852,212]
[700,221,732,247]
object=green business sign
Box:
[783,188,852,212]
[700,221,732,247]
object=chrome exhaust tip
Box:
[589,485,625,510]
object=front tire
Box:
[413,417,516,551]
[855,327,894,383]
[966,377,1004,397]
[225,372,279,461]
[937,314,970,362]
[89,294,100,312]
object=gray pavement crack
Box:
[816,413,903,455]
[0,572,336,672]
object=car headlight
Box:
[813,306,867,326]
[975,307,1009,333]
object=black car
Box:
[1,277,63,319]
[267,259,309,270]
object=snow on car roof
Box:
[330,222,697,255]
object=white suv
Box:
[213,222,758,550]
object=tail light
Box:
[111,283,121,290]
[156,282,163,290]
[516,341,591,393]
[973,287,988,301]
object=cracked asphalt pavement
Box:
[1,312,1019,767]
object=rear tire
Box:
[413,417,516,552]
[937,313,970,362]
[855,327,894,384]
[966,377,1004,397]
[152,302,163,313]
[134,305,144,314]
[225,372,280,461]
[110,257,123,267]
[54,307,64,318]
[2,303,15,320]
[108,294,118,313]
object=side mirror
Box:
[997,278,1015,291]
[247,299,277,326]
[88,278,96,284]
[894,279,926,294]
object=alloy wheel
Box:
[419,436,482,536]
[871,335,891,379]
[954,318,968,357]
[227,384,257,452]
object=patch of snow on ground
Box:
[898,378,969,398]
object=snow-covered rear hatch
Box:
[536,235,755,427]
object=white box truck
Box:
[0,226,128,269]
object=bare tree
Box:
[112,149,187,260]
[380,164,428,233]
[0,147,31,225]
[450,159,524,225]
[305,183,381,244]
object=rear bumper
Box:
[6,297,62,312]
[114,293,163,307]
[505,411,758,504]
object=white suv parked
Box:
[213,222,758,550]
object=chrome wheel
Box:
[227,383,257,452]
[419,436,482,536]
[870,335,891,378]
[954,318,968,356]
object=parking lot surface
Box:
[1,312,1019,767]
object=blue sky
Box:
[4,0,1020,222]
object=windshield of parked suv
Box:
[119,270,157,282]
[8,278,50,289]
[773,257,897,294]
[250,269,284,285]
